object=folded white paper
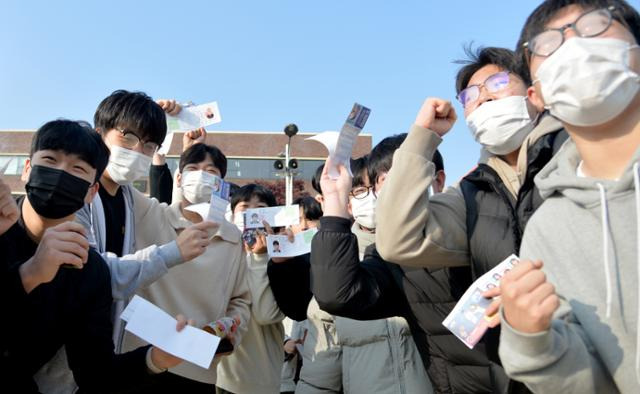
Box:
[121,295,220,369]
[157,132,174,155]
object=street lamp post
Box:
[282,124,298,206]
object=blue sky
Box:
[1,0,549,182]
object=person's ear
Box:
[433,170,446,194]
[176,172,182,188]
[85,182,100,204]
[347,198,354,217]
[527,85,545,113]
[314,194,323,204]
[21,158,31,182]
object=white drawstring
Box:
[596,183,613,319]
[632,162,640,384]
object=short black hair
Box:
[31,119,110,183]
[228,182,240,198]
[273,240,280,246]
[517,0,640,81]
[230,184,277,211]
[294,196,323,221]
[179,143,228,178]
[311,163,324,195]
[454,45,530,94]
[350,155,369,188]
[433,149,444,172]
[368,134,407,184]
[94,90,167,146]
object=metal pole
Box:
[285,138,293,206]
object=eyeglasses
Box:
[456,71,510,108]
[350,185,375,199]
[524,6,617,58]
[117,129,159,155]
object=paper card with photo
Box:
[166,101,222,131]
[210,175,231,201]
[183,189,231,224]
[266,228,318,258]
[442,254,520,349]
[243,205,300,229]
[328,102,371,179]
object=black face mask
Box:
[25,165,91,219]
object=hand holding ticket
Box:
[184,175,232,223]
[442,255,520,349]
[267,228,318,258]
[308,103,371,179]
[166,101,222,131]
[121,296,220,369]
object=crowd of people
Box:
[1,0,640,392]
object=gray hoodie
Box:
[499,139,640,393]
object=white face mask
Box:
[351,192,377,229]
[106,145,152,185]
[181,170,219,204]
[534,37,640,127]
[232,212,245,232]
[466,96,534,155]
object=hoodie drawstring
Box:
[596,182,613,319]
[633,162,640,383]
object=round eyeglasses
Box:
[456,71,511,108]
[524,6,617,58]
[117,129,159,156]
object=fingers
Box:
[434,99,456,121]
[485,313,501,329]
[321,158,332,179]
[484,298,501,320]
[157,99,181,116]
[54,250,85,268]
[502,260,543,283]
[176,314,188,331]
[51,229,90,250]
[52,221,87,237]
[56,239,89,262]
[482,286,501,299]
[285,227,294,243]
[539,293,561,317]
[263,221,274,235]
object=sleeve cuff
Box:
[150,164,169,172]
[319,216,352,233]
[158,241,183,268]
[400,124,442,158]
[499,307,554,357]
[145,347,167,374]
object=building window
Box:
[0,155,28,175]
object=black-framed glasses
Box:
[117,128,159,155]
[456,71,511,108]
[350,185,374,199]
[524,6,617,58]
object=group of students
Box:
[1,0,640,392]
